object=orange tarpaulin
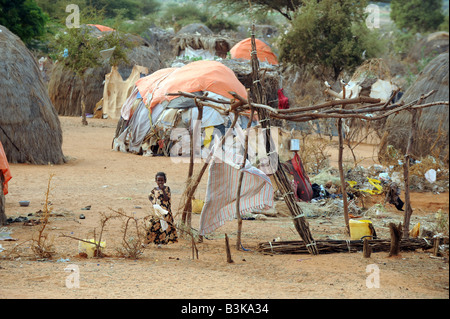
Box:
[135,67,178,106]
[87,24,115,32]
[0,141,12,195]
[230,38,278,65]
[135,61,248,111]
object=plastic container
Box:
[78,239,106,258]
[349,219,373,240]
[410,222,420,238]
[290,139,300,151]
[192,199,205,214]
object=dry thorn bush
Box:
[61,211,114,258]
[298,131,331,175]
[31,174,56,260]
[111,208,149,259]
[61,208,150,259]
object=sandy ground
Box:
[0,116,448,303]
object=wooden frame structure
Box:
[172,29,449,256]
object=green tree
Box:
[159,2,237,33]
[160,3,208,29]
[89,0,160,20]
[36,0,81,20]
[390,0,445,33]
[36,0,160,22]
[211,0,305,21]
[0,0,47,44]
[279,0,382,79]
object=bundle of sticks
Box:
[257,238,434,255]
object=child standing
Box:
[146,172,178,245]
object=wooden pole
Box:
[249,25,318,255]
[235,107,255,250]
[81,76,88,126]
[402,107,421,238]
[432,237,441,257]
[191,235,199,259]
[389,222,403,257]
[363,238,372,258]
[182,104,203,227]
[225,233,234,263]
[336,84,350,235]
[181,114,240,238]
[337,117,350,235]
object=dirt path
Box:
[0,117,448,302]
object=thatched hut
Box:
[177,23,213,36]
[0,25,65,164]
[172,23,234,59]
[379,52,449,163]
[142,26,176,63]
[406,32,449,64]
[48,31,166,117]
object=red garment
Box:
[291,153,313,202]
[277,88,290,109]
[0,141,12,195]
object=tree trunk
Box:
[81,76,88,126]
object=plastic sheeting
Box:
[179,46,216,60]
[135,61,247,110]
[230,38,278,65]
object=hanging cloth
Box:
[277,88,290,110]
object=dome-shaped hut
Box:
[0,25,65,164]
[379,52,449,162]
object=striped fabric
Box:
[199,148,274,235]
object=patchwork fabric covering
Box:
[115,61,250,155]
[199,147,274,235]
